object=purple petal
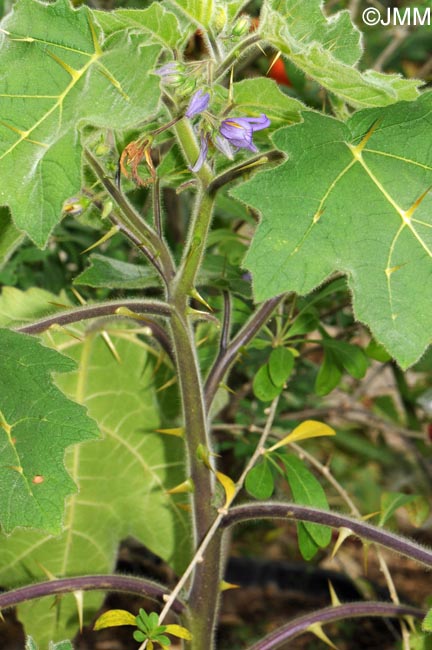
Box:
[219,119,256,151]
[185,89,210,118]
[155,62,178,77]
[189,134,209,172]
[248,113,271,132]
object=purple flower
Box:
[185,89,210,118]
[215,135,234,160]
[219,114,271,152]
[189,112,270,173]
[190,134,209,172]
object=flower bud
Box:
[63,195,90,216]
[176,76,197,97]
[154,61,186,86]
[213,3,227,32]
[232,14,251,37]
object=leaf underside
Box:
[0,291,191,644]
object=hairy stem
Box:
[156,396,280,642]
[223,503,432,568]
[85,149,175,285]
[247,602,425,650]
[158,116,222,649]
[208,150,285,195]
[205,296,283,407]
[15,299,174,359]
[214,33,262,82]
[0,575,184,614]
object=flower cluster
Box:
[184,89,270,172]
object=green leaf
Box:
[365,338,392,362]
[225,0,250,21]
[405,495,430,527]
[0,207,24,268]
[280,454,331,552]
[259,0,419,107]
[253,363,281,401]
[285,310,319,338]
[268,347,294,387]
[198,254,252,298]
[0,286,69,327]
[0,328,99,533]
[245,459,274,500]
[0,294,190,645]
[379,492,426,527]
[167,0,214,28]
[231,78,303,128]
[94,2,183,48]
[234,93,432,368]
[315,349,342,396]
[422,608,432,632]
[74,254,161,289]
[0,0,161,246]
[323,340,368,380]
[297,521,320,561]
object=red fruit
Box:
[268,57,291,87]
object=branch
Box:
[278,402,426,440]
[204,296,283,408]
[14,299,171,334]
[14,299,174,360]
[223,503,432,568]
[208,150,285,195]
[84,149,176,285]
[214,33,262,82]
[247,602,425,650]
[0,575,184,614]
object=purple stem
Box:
[0,575,184,614]
[204,296,283,408]
[223,502,432,568]
[247,602,425,650]
[14,299,174,360]
[207,150,285,195]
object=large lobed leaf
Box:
[93,1,185,48]
[0,329,99,534]
[233,92,432,368]
[0,0,161,247]
[0,290,191,644]
[259,0,419,108]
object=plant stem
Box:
[158,115,223,649]
[154,396,280,644]
[208,150,285,195]
[205,296,283,407]
[84,149,175,285]
[0,575,184,614]
[214,33,262,82]
[247,602,425,650]
[15,299,171,331]
[223,503,432,568]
